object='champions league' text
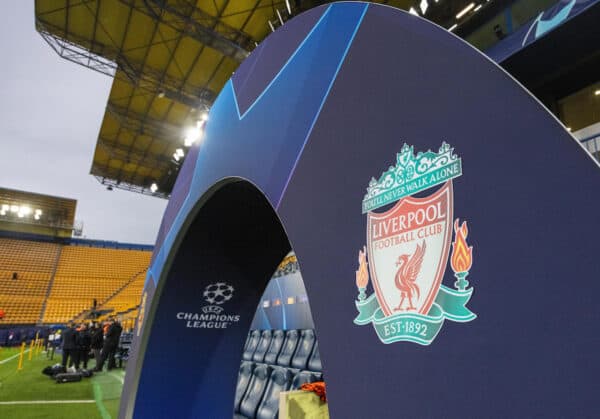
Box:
[176,312,241,329]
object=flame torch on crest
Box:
[356,246,369,301]
[450,219,473,291]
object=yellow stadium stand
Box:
[94,270,146,327]
[0,237,151,325]
[102,271,146,313]
[0,238,61,324]
[43,246,151,324]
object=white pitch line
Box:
[109,371,124,385]
[0,349,30,364]
[0,400,95,405]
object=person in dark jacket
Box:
[74,323,92,370]
[90,322,104,369]
[61,322,77,369]
[95,317,123,371]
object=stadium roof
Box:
[35,0,510,198]
[0,187,77,237]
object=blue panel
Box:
[122,3,600,418]
[148,3,369,286]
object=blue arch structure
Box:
[120,3,600,418]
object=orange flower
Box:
[300,381,327,402]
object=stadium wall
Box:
[0,230,153,251]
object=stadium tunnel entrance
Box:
[126,178,320,418]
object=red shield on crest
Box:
[367,181,453,316]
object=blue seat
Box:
[234,361,255,412]
[252,330,272,363]
[256,367,292,419]
[291,370,318,389]
[291,329,315,370]
[239,364,272,418]
[242,332,252,352]
[307,340,322,372]
[243,330,261,361]
[263,329,285,364]
[276,330,299,367]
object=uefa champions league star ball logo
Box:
[203,282,235,305]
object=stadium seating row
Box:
[0,238,60,323]
[0,277,49,295]
[0,296,45,323]
[43,246,150,323]
[55,247,150,278]
[0,270,53,281]
[95,271,146,322]
[235,329,323,418]
[242,329,321,372]
[0,238,60,273]
[0,237,151,324]
[234,362,322,419]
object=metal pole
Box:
[28,340,34,361]
[17,342,26,371]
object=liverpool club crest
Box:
[354,143,476,345]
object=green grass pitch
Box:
[0,346,124,418]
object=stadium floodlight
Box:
[183,121,205,146]
[285,0,292,15]
[456,3,475,19]
[0,211,5,216]
[420,0,429,14]
[173,148,185,161]
[409,7,419,15]
[35,209,42,215]
[150,183,158,193]
[200,110,209,122]
[474,4,482,12]
[449,23,458,31]
[10,205,19,213]
[34,214,40,220]
[20,206,32,215]
[595,89,600,96]
[183,136,194,147]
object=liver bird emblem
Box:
[394,240,426,311]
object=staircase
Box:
[70,269,146,323]
[37,244,63,324]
